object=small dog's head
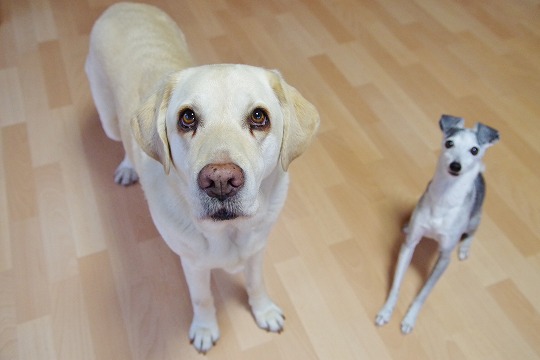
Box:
[131,65,319,221]
[438,115,499,177]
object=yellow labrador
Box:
[85,2,319,354]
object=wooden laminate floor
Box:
[1,0,540,359]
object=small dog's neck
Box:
[426,161,482,203]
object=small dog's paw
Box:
[458,242,472,261]
[458,249,469,261]
[114,165,139,186]
[375,309,392,326]
[400,309,418,334]
[400,322,414,334]
[189,322,220,354]
[253,303,285,333]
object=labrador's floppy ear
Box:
[272,72,320,171]
[131,75,177,174]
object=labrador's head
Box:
[132,64,319,221]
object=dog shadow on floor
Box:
[80,107,254,344]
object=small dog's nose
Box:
[449,162,461,173]
[197,163,244,201]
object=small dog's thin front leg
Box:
[244,249,285,333]
[401,250,451,334]
[181,261,220,354]
[375,241,417,326]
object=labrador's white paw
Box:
[252,302,285,333]
[189,320,220,354]
[114,159,138,186]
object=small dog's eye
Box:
[445,140,454,149]
[470,147,479,156]
[178,109,197,131]
[249,108,270,130]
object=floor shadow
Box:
[80,107,125,192]
[79,104,253,336]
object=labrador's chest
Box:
[193,221,271,273]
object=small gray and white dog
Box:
[375,114,499,334]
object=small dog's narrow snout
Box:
[449,161,461,175]
[198,163,244,201]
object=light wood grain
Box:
[1,0,540,359]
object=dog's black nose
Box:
[197,163,244,201]
[449,162,461,174]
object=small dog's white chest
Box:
[420,203,468,245]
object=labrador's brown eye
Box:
[249,108,270,130]
[178,108,197,131]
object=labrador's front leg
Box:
[244,249,285,333]
[181,261,220,354]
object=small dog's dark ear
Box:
[439,115,465,135]
[476,123,500,146]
